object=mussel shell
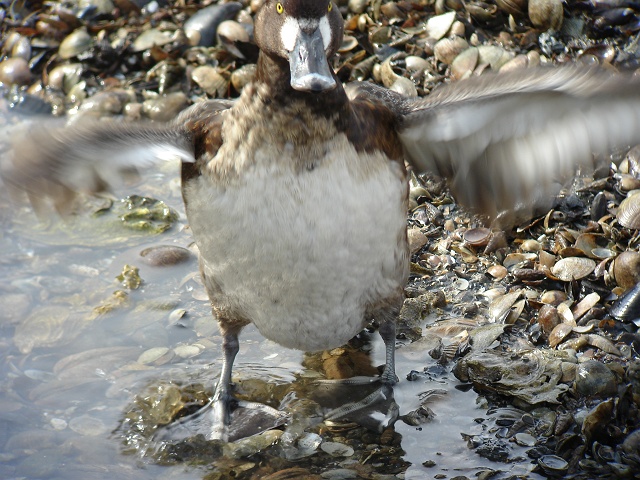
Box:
[610,281,640,322]
[184,2,243,47]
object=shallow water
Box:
[0,164,544,479]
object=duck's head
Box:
[254,0,344,92]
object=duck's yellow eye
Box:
[276,2,284,14]
[328,2,332,11]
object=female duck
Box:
[4,0,640,441]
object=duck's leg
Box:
[207,327,240,440]
[378,314,399,386]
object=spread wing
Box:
[351,67,640,225]
[1,100,233,211]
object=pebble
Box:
[68,415,107,436]
[320,441,355,457]
[320,469,358,480]
[0,58,32,85]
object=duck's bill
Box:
[289,29,336,92]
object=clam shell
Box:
[613,251,640,291]
[405,56,429,72]
[230,63,257,92]
[548,323,573,347]
[348,0,369,14]
[3,32,31,60]
[390,77,418,97]
[495,0,527,16]
[540,290,567,306]
[477,45,513,70]
[550,257,596,281]
[191,65,228,97]
[503,252,537,269]
[132,28,174,52]
[339,35,358,53]
[487,264,508,280]
[142,92,188,122]
[139,245,193,267]
[217,20,250,44]
[434,36,469,65]
[617,192,640,229]
[538,304,560,336]
[571,292,600,321]
[500,54,529,72]
[451,47,478,80]
[538,455,569,475]
[521,239,542,252]
[528,0,564,30]
[0,57,32,86]
[425,11,456,40]
[58,28,93,59]
[463,227,491,247]
[408,227,428,254]
[47,63,83,92]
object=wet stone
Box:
[575,360,618,398]
[320,469,358,480]
[68,415,107,436]
[514,432,536,446]
[139,245,193,267]
[320,441,355,457]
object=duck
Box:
[3,0,640,441]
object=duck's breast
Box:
[184,135,408,351]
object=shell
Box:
[610,281,640,323]
[487,264,508,280]
[230,63,257,92]
[571,292,600,321]
[132,28,175,52]
[451,47,478,80]
[191,65,228,97]
[528,0,564,30]
[434,36,469,65]
[495,0,527,16]
[142,92,188,122]
[463,227,491,247]
[477,45,513,70]
[2,32,31,60]
[538,455,569,476]
[0,58,32,86]
[617,192,640,229]
[184,2,243,46]
[540,290,567,306]
[548,323,573,348]
[58,28,93,59]
[217,20,250,44]
[47,63,84,92]
[550,257,596,281]
[613,251,640,292]
[538,304,560,336]
[425,11,456,40]
[521,239,542,252]
[348,0,369,14]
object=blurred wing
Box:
[397,67,640,223]
[1,99,233,210]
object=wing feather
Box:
[397,66,640,223]
[1,100,233,208]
